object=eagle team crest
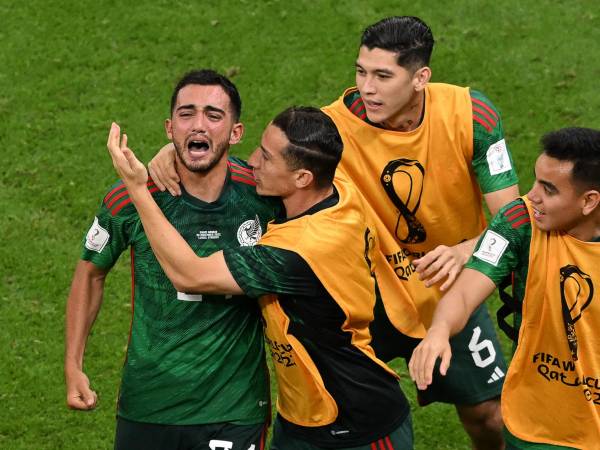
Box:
[237,215,262,246]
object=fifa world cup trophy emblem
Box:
[380,158,426,244]
[559,264,594,361]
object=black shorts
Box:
[114,416,267,450]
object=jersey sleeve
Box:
[465,198,531,285]
[223,244,320,298]
[470,89,519,194]
[80,181,138,269]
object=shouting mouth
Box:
[187,138,210,159]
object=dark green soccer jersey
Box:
[222,192,409,448]
[81,157,279,425]
[343,88,519,194]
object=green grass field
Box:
[1,1,598,449]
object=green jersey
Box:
[81,157,279,425]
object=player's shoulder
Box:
[101,178,163,217]
[228,156,257,188]
[469,89,503,133]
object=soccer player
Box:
[409,127,600,449]
[64,70,279,450]
[147,17,519,448]
[107,106,414,450]
[321,16,521,449]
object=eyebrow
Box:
[260,145,272,158]
[175,104,227,115]
[355,62,394,76]
[539,179,558,193]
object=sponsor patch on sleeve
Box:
[85,216,110,253]
[473,230,509,266]
[486,139,512,175]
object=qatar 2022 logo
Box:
[380,158,426,244]
[559,264,594,361]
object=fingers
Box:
[439,266,461,292]
[65,370,98,411]
[165,161,182,196]
[439,346,452,376]
[67,388,98,410]
[148,143,181,196]
[148,160,166,192]
[408,344,434,390]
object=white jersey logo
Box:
[237,215,262,246]
[196,230,221,240]
[85,217,110,253]
[486,139,512,175]
[473,230,509,266]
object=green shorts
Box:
[270,413,413,450]
[371,300,507,406]
[114,417,267,450]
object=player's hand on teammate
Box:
[148,143,181,196]
[413,242,471,291]
[65,367,98,410]
[408,326,452,390]
[107,123,149,190]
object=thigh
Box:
[417,304,507,406]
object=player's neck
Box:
[381,90,425,132]
[178,156,229,203]
[283,185,334,219]
[566,213,600,242]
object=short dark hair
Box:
[541,127,600,191]
[271,106,343,189]
[170,69,242,121]
[361,16,434,70]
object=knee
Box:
[458,398,503,432]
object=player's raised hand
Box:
[65,368,98,410]
[413,242,471,291]
[148,143,181,196]
[408,327,452,390]
[107,122,148,190]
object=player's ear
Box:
[581,189,600,216]
[165,118,173,141]
[412,66,431,92]
[295,169,314,189]
[229,122,244,145]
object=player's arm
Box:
[64,260,108,410]
[107,123,243,296]
[410,199,529,387]
[408,268,496,389]
[471,89,520,214]
[147,143,181,196]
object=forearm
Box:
[428,269,495,337]
[64,261,106,372]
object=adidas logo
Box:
[487,366,505,384]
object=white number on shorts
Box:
[209,440,233,450]
[468,326,496,368]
